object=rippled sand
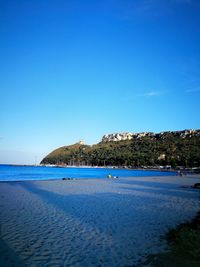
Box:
[0,175,200,267]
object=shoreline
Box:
[1,163,199,173]
[0,173,199,183]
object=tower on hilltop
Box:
[78,140,85,145]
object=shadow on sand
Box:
[0,237,27,267]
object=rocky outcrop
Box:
[102,129,200,142]
[102,132,134,142]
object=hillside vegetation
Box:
[41,130,200,168]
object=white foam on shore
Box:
[0,175,200,266]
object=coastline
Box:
[0,165,178,182]
[0,175,200,266]
[2,163,199,177]
[0,173,199,183]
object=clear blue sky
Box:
[1,0,200,164]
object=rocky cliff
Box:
[102,130,200,142]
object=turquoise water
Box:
[0,164,176,181]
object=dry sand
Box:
[0,175,200,267]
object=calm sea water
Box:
[0,164,176,181]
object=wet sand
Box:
[0,175,200,267]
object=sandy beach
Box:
[0,175,200,267]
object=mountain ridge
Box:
[102,129,200,142]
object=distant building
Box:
[158,154,166,160]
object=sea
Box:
[0,164,176,181]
